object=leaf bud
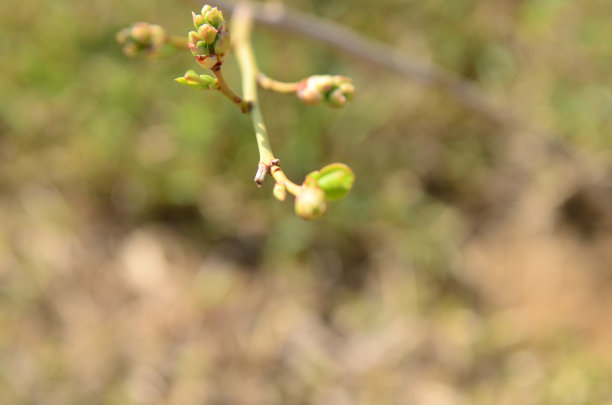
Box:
[174,70,216,90]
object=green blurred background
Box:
[2,0,612,403]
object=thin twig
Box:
[168,35,190,49]
[270,164,302,196]
[233,4,303,190]
[233,5,275,184]
[257,73,300,94]
[211,64,252,112]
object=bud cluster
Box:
[296,75,355,107]
[116,22,168,58]
[188,6,230,69]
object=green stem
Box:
[211,65,252,113]
[270,165,302,196]
[234,4,300,187]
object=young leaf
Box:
[307,163,354,201]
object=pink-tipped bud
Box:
[198,24,218,44]
[309,75,334,93]
[214,32,231,56]
[327,88,347,108]
[297,80,323,105]
[339,81,355,100]
[201,5,212,16]
[116,22,168,58]
[130,22,150,42]
[188,31,200,47]
[195,54,219,69]
[204,7,223,28]
[193,11,206,29]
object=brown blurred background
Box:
[1,0,612,403]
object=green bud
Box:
[204,7,223,28]
[217,22,227,34]
[130,23,150,42]
[309,75,334,93]
[116,28,130,44]
[188,31,200,50]
[339,81,355,100]
[188,30,200,43]
[327,88,347,108]
[295,184,328,220]
[198,23,218,44]
[214,32,231,56]
[192,11,206,29]
[307,163,354,201]
[273,183,287,201]
[121,42,139,57]
[149,25,166,46]
[297,80,323,105]
[201,5,212,16]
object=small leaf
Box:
[307,163,354,201]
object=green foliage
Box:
[307,163,355,201]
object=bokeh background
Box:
[2,0,612,403]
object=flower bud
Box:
[295,184,328,220]
[204,7,223,28]
[296,80,323,105]
[309,75,334,93]
[198,23,218,44]
[186,5,230,67]
[327,88,347,108]
[273,183,287,201]
[188,31,201,54]
[130,24,150,43]
[214,32,231,56]
[195,54,218,69]
[192,11,206,29]
[296,75,355,107]
[201,5,212,16]
[339,81,355,100]
[116,22,168,58]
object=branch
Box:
[232,3,301,191]
[205,0,506,124]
